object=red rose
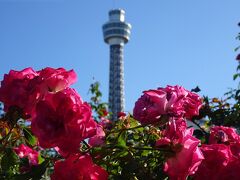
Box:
[89,125,106,147]
[36,67,77,93]
[133,85,202,125]
[160,126,204,179]
[209,126,240,144]
[51,154,108,180]
[217,159,240,179]
[118,111,126,118]
[31,88,97,154]
[14,144,39,172]
[194,144,233,180]
[14,144,39,166]
[0,68,38,116]
[98,117,113,131]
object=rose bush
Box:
[0,66,240,180]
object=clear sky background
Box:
[0,0,239,113]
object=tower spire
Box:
[102,9,132,120]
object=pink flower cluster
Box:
[134,86,240,179]
[134,86,204,179]
[194,126,240,179]
[156,118,204,179]
[0,67,108,179]
[133,85,202,125]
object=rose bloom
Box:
[89,125,106,147]
[14,144,39,172]
[0,67,77,118]
[209,126,240,159]
[35,67,77,94]
[0,68,38,116]
[209,126,240,144]
[216,159,240,180]
[14,144,39,166]
[31,88,97,154]
[133,85,202,125]
[194,144,238,180]
[160,127,204,180]
[162,118,187,142]
[99,117,112,130]
[51,154,108,180]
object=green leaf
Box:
[1,148,18,172]
[38,155,44,164]
[235,46,240,52]
[23,127,37,146]
[129,117,139,128]
[141,146,151,157]
[233,74,239,80]
[117,131,127,149]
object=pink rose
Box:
[0,68,38,116]
[31,88,97,154]
[183,90,202,119]
[51,154,108,180]
[133,85,202,125]
[209,126,240,159]
[36,67,77,93]
[133,89,169,125]
[89,125,106,147]
[14,144,39,172]
[217,159,240,180]
[160,85,202,119]
[99,117,112,130]
[209,126,240,144]
[230,143,240,159]
[118,112,126,118]
[194,144,234,180]
[162,128,204,180]
[162,118,187,141]
[14,144,39,166]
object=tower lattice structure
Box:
[102,9,131,120]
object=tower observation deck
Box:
[102,9,131,120]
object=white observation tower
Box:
[102,9,132,120]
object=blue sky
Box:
[0,0,239,113]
